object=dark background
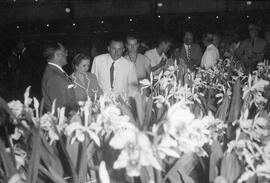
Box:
[0,0,269,100]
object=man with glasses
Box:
[124,34,151,81]
[91,36,138,98]
[41,41,76,113]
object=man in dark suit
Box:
[180,31,202,70]
[41,42,76,113]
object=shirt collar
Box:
[108,54,122,63]
[48,62,65,73]
[207,44,214,49]
[184,43,190,48]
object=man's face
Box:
[163,41,171,53]
[56,44,68,66]
[249,29,258,39]
[184,33,193,45]
[126,38,139,54]
[108,41,124,61]
[173,48,181,59]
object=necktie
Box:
[110,61,115,89]
[251,39,255,48]
[187,45,191,62]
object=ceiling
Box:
[0,0,269,25]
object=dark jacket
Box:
[180,43,202,70]
[41,64,77,113]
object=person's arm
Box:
[144,56,151,77]
[91,57,98,80]
[90,73,103,96]
[254,39,267,62]
[47,75,75,111]
[150,58,166,72]
[234,41,245,61]
[201,50,215,69]
[194,45,203,67]
[128,63,139,97]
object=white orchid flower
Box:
[139,72,153,92]
[23,86,32,107]
[153,87,173,108]
[65,122,100,146]
[11,127,24,141]
[8,100,24,118]
[6,145,27,170]
[99,161,110,183]
[110,129,161,177]
[33,97,39,118]
[157,134,179,159]
[40,113,59,144]
[243,74,269,99]
[166,102,194,134]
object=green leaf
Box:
[162,153,199,183]
[0,139,17,180]
[220,152,241,183]
[26,128,41,183]
[209,140,224,182]
[143,95,154,130]
[227,79,242,140]
[140,166,154,183]
[215,94,231,121]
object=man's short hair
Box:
[126,33,140,43]
[202,33,214,43]
[43,41,63,61]
[157,35,173,45]
[183,31,193,37]
[108,33,124,46]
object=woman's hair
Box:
[72,53,90,70]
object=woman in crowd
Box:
[70,53,102,102]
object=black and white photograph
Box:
[0,0,270,183]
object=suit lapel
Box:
[181,45,188,60]
[48,65,72,83]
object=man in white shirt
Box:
[144,36,172,75]
[201,33,220,69]
[125,34,151,81]
[91,37,138,98]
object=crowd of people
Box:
[1,22,270,113]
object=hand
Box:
[159,58,166,67]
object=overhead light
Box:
[246,1,252,5]
[101,20,104,24]
[247,15,250,19]
[16,25,20,29]
[157,15,161,18]
[216,15,219,19]
[65,8,71,13]
[157,2,163,7]
[188,16,191,20]
[34,0,38,2]
[46,24,50,27]
[13,0,16,2]
[129,18,133,22]
[72,23,76,26]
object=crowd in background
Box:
[0,22,270,102]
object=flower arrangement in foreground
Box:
[1,58,270,183]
